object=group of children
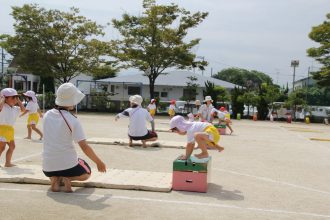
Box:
[0,84,106,193]
[0,84,229,193]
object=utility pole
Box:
[291,60,299,91]
[1,48,4,75]
[306,67,310,104]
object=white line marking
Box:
[12,153,41,163]
[0,187,329,218]
[214,168,330,196]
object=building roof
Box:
[98,70,237,89]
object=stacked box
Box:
[172,156,211,192]
[213,124,226,135]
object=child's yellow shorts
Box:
[168,109,175,116]
[149,109,156,116]
[204,125,220,147]
[27,113,39,125]
[0,125,14,142]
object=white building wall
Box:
[69,74,94,95]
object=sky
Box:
[1,0,329,87]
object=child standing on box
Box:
[0,88,25,167]
[170,115,224,160]
[168,99,176,119]
[20,91,43,140]
[219,107,233,134]
[147,99,156,118]
[115,95,158,147]
[42,83,106,192]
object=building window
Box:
[154,91,160,98]
[110,85,115,93]
[161,92,168,98]
[128,86,141,95]
[14,81,24,91]
[33,82,38,92]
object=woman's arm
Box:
[78,140,106,172]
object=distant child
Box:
[115,95,158,147]
[170,115,224,160]
[147,99,157,118]
[210,107,226,124]
[168,99,176,119]
[42,83,106,192]
[0,88,25,167]
[198,96,214,122]
[219,107,233,134]
[20,91,43,140]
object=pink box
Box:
[172,171,208,192]
[217,127,226,135]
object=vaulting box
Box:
[172,156,211,193]
[213,124,226,135]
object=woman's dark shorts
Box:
[43,158,91,177]
[129,130,158,141]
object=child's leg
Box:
[31,124,43,140]
[63,174,91,192]
[24,125,32,139]
[5,141,16,167]
[227,123,233,134]
[194,133,209,159]
[0,142,6,160]
[50,176,61,192]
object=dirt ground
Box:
[0,113,329,220]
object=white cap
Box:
[1,88,18,97]
[55,83,85,106]
[204,96,213,102]
[129,95,143,106]
[23,90,37,102]
[195,100,201,105]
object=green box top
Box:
[213,124,226,129]
[173,155,211,172]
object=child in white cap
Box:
[168,99,176,119]
[115,94,158,147]
[170,115,224,159]
[20,90,43,140]
[147,99,156,118]
[0,88,25,167]
[198,96,214,122]
[42,83,106,192]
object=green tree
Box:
[1,4,116,84]
[307,13,330,87]
[238,91,259,118]
[231,86,244,119]
[181,76,199,112]
[111,0,208,99]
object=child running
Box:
[0,88,25,167]
[42,83,106,192]
[219,107,234,134]
[147,99,157,118]
[20,90,43,140]
[115,95,157,147]
[170,115,224,160]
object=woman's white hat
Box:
[1,88,18,97]
[204,96,213,102]
[23,90,37,102]
[129,95,143,106]
[55,83,85,106]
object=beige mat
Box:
[0,165,172,192]
[87,137,186,149]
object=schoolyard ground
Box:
[0,113,329,220]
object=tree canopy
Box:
[111,0,208,99]
[1,4,117,84]
[213,68,273,89]
[307,13,330,87]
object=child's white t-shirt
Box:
[147,103,156,110]
[210,108,226,120]
[42,109,86,172]
[117,107,153,137]
[0,103,20,126]
[186,122,210,143]
[169,104,175,110]
[25,101,39,114]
